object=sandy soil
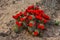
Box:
[0,0,60,40]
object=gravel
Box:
[0,0,60,40]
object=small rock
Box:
[6,20,15,27]
[0,26,11,36]
[12,1,15,4]
[11,32,19,38]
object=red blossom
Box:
[33,31,39,36]
[35,15,42,20]
[16,12,23,17]
[12,12,23,19]
[18,12,23,16]
[28,23,33,27]
[27,10,34,14]
[13,16,17,19]
[35,15,39,19]
[37,24,45,30]
[39,10,44,14]
[43,19,48,23]
[24,11,27,16]
[33,10,40,15]
[27,5,34,10]
[20,18,25,22]
[42,14,50,20]
[13,15,19,19]
[39,16,42,21]
[16,21,22,28]
[28,15,33,20]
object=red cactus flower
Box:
[20,18,25,22]
[28,15,33,20]
[12,12,23,19]
[43,19,48,23]
[27,10,34,14]
[16,14,20,17]
[37,24,45,30]
[33,31,39,36]
[35,15,42,20]
[39,16,42,21]
[35,15,39,19]
[39,10,44,14]
[13,15,19,19]
[13,16,18,19]
[18,12,23,16]
[28,23,33,27]
[42,14,50,20]
[16,21,22,28]
[27,5,34,10]
[24,11,27,16]
[16,12,23,17]
[33,10,39,15]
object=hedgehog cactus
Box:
[12,5,50,36]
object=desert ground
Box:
[0,0,60,40]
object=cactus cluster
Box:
[12,5,50,36]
